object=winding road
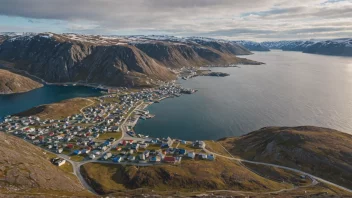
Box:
[203,143,352,194]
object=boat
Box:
[140,116,147,120]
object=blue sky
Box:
[0,0,351,41]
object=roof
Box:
[164,156,176,162]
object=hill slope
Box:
[0,132,91,197]
[0,33,261,87]
[219,126,352,189]
[234,40,270,51]
[262,39,352,56]
[0,69,42,94]
[81,158,292,195]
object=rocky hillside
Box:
[262,38,352,56]
[234,40,270,51]
[0,132,91,197]
[0,33,261,87]
[0,69,43,94]
[219,126,352,189]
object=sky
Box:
[0,0,351,41]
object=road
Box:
[7,99,352,196]
[203,143,352,194]
[79,98,95,119]
[56,102,145,195]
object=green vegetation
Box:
[70,154,86,162]
[59,162,74,174]
[97,132,122,141]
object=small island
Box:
[197,70,230,77]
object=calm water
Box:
[135,50,352,140]
[0,86,102,120]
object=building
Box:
[187,152,196,159]
[103,152,112,160]
[89,154,96,159]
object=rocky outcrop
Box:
[0,33,261,87]
[0,69,43,94]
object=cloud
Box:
[0,0,351,41]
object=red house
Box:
[163,156,176,163]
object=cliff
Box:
[0,69,43,94]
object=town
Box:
[0,84,215,168]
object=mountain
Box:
[0,69,43,94]
[0,132,91,197]
[234,40,270,51]
[219,126,352,189]
[0,33,261,88]
[262,38,352,56]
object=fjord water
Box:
[135,50,352,140]
[0,86,102,120]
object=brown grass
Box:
[15,98,93,119]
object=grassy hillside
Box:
[15,98,95,120]
[219,126,352,189]
[0,69,42,94]
[81,157,294,195]
[0,132,92,197]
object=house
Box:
[139,143,148,149]
[103,152,112,160]
[143,150,150,158]
[139,154,146,161]
[113,157,122,163]
[73,150,81,155]
[128,155,135,161]
[82,149,90,154]
[115,147,122,151]
[192,140,205,148]
[89,154,96,159]
[161,137,173,148]
[207,154,216,161]
[149,156,161,162]
[51,158,66,166]
[131,143,140,150]
[91,150,101,155]
[66,144,74,149]
[200,153,208,160]
[56,148,63,154]
[163,156,176,163]
[187,152,196,159]
[178,149,187,155]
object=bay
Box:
[0,85,102,120]
[135,50,352,140]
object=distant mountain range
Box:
[0,33,261,88]
[236,39,352,56]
